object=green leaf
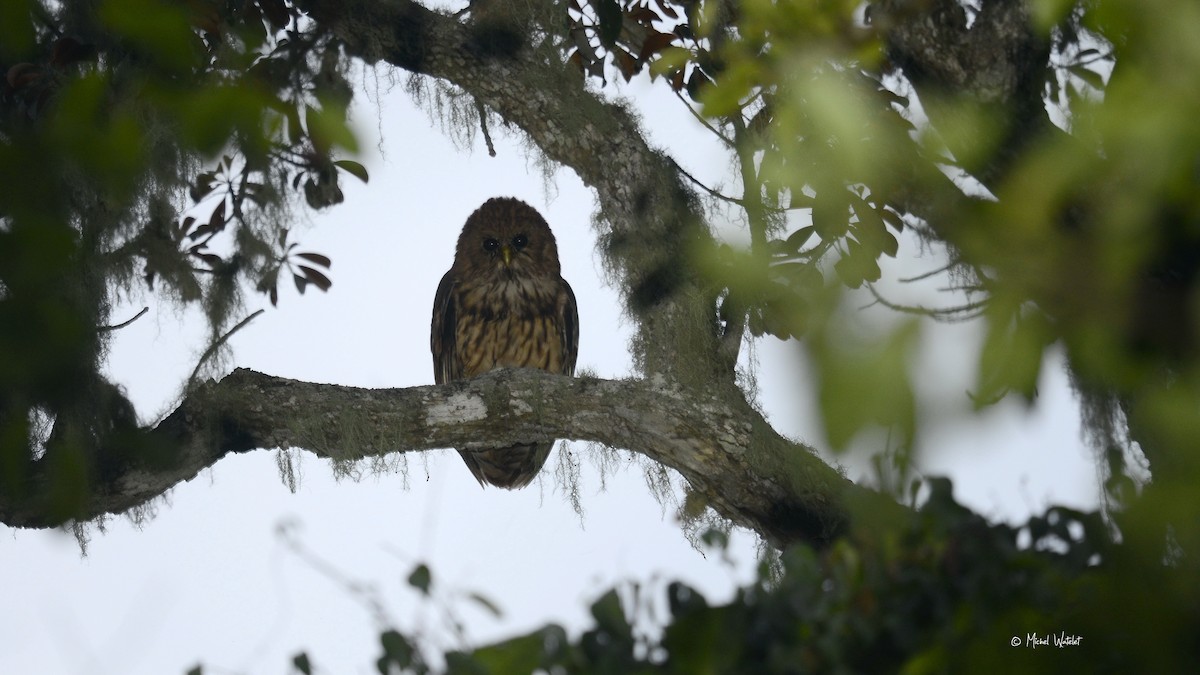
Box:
[469,629,548,674]
[407,563,432,595]
[292,652,312,675]
[0,0,36,61]
[590,588,631,638]
[648,46,694,80]
[444,651,488,675]
[333,159,369,183]
[306,101,359,153]
[662,604,737,673]
[667,581,708,617]
[700,527,728,550]
[812,191,850,241]
[813,318,919,451]
[378,629,416,672]
[784,226,816,252]
[467,592,503,619]
[975,302,1051,406]
[99,0,199,75]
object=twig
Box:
[862,283,987,322]
[475,97,496,157]
[672,89,736,149]
[187,309,265,388]
[898,263,955,284]
[100,307,149,332]
[670,159,743,205]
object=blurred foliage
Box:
[213,477,1195,674]
[569,0,1200,518]
[1,0,362,522]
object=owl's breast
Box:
[455,277,567,377]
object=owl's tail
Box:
[457,442,553,489]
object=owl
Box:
[431,197,579,488]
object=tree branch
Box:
[0,369,876,547]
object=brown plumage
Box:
[431,197,579,488]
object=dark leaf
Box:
[671,67,685,91]
[407,563,432,595]
[567,49,585,77]
[286,104,302,145]
[293,273,307,294]
[207,199,227,232]
[595,0,622,48]
[628,6,659,24]
[187,223,213,241]
[1068,64,1105,90]
[774,262,823,291]
[686,68,710,100]
[590,589,631,638]
[378,630,415,670]
[784,226,816,252]
[295,252,332,268]
[700,527,728,550]
[333,159,369,183]
[849,194,895,257]
[177,215,196,240]
[469,628,551,674]
[189,172,216,202]
[639,31,677,61]
[303,178,321,209]
[292,652,312,675]
[616,49,637,82]
[259,0,291,29]
[197,253,223,267]
[468,592,503,618]
[881,207,905,233]
[667,581,708,617]
[812,193,849,240]
[299,264,331,290]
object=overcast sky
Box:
[1,63,1100,675]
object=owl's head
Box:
[453,197,562,279]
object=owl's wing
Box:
[431,270,461,385]
[559,277,580,376]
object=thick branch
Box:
[873,0,1055,186]
[1,369,868,547]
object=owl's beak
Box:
[500,243,513,267]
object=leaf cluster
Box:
[1,0,366,523]
[225,477,1200,674]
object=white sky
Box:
[1,65,1100,675]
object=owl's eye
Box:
[483,238,501,252]
[512,234,528,250]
